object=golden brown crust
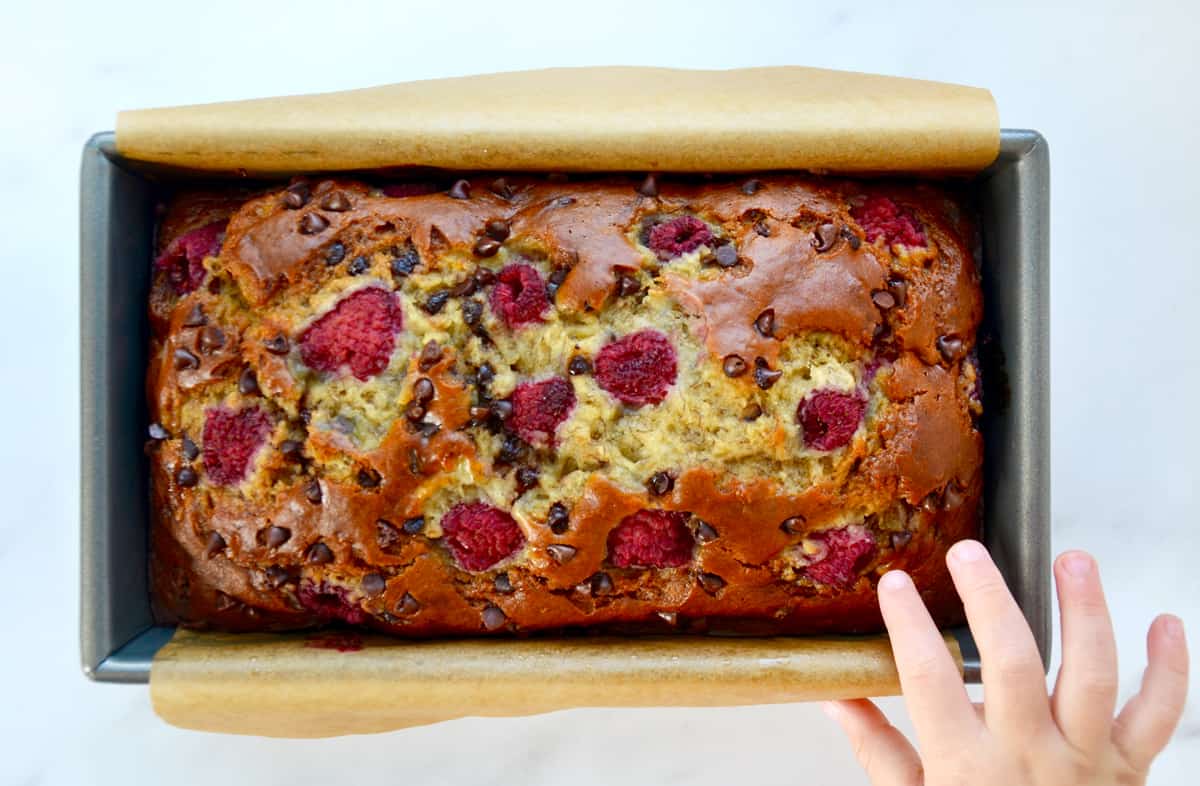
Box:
[147,174,982,636]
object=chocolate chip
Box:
[397,592,421,615]
[265,526,291,548]
[813,223,838,252]
[204,532,226,559]
[590,571,614,596]
[265,566,293,589]
[697,572,726,594]
[922,490,942,513]
[547,544,577,564]
[299,408,312,425]
[890,531,913,550]
[713,243,738,268]
[404,403,424,421]
[741,402,763,421]
[476,363,496,387]
[299,212,330,234]
[754,309,776,338]
[551,196,576,208]
[647,471,674,496]
[448,179,471,200]
[887,276,908,307]
[497,433,527,464]
[547,502,570,534]
[402,516,425,535]
[484,219,511,242]
[481,603,507,631]
[305,542,334,564]
[182,435,200,460]
[182,304,206,327]
[568,355,591,376]
[546,267,569,300]
[462,299,483,326]
[361,573,386,597]
[238,367,260,396]
[616,273,641,298]
[280,439,304,461]
[489,177,514,200]
[741,179,762,195]
[357,467,382,488]
[490,399,514,420]
[474,267,497,287]
[637,173,659,197]
[937,335,964,362]
[493,573,514,594]
[264,335,290,355]
[376,519,401,550]
[942,484,965,509]
[281,182,310,209]
[304,478,323,504]
[173,348,199,370]
[780,516,805,534]
[319,191,351,212]
[417,340,442,371]
[515,466,540,494]
[415,421,441,440]
[695,520,719,543]
[422,290,451,315]
[198,325,226,354]
[723,354,748,378]
[148,422,169,440]
[871,289,896,310]
[390,245,420,278]
[754,220,771,237]
[469,405,491,422]
[347,256,370,275]
[412,377,435,404]
[753,357,782,390]
[176,466,198,487]
[473,237,501,257]
[656,611,678,626]
[841,225,862,250]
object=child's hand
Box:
[824,541,1189,785]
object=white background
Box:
[1,0,1197,783]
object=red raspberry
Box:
[298,581,370,625]
[202,406,273,486]
[607,510,695,568]
[594,330,678,407]
[489,263,550,329]
[805,526,876,587]
[647,216,713,259]
[154,220,226,294]
[508,377,576,446]
[850,196,926,248]
[299,287,404,381]
[797,389,866,451]
[441,502,526,571]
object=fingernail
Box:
[821,701,842,720]
[1061,551,1093,578]
[879,570,911,592]
[949,539,987,564]
[1162,615,1184,640]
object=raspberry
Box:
[594,330,678,407]
[154,220,226,294]
[607,510,695,568]
[381,182,439,197]
[647,216,713,259]
[850,196,926,248]
[508,377,576,446]
[298,581,370,625]
[489,263,549,329]
[441,502,526,571]
[299,288,404,380]
[797,389,866,451]
[202,406,273,486]
[805,526,876,587]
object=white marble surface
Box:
[2,0,1197,783]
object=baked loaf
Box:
[147,173,983,636]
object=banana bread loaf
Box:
[147,173,983,636]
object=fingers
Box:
[1113,614,1190,773]
[1051,551,1119,754]
[878,569,980,757]
[823,699,924,786]
[946,540,1052,741]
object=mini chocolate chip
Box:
[780,516,805,534]
[148,422,169,440]
[448,179,471,200]
[723,354,748,378]
[299,212,330,234]
[422,290,452,315]
[376,519,401,550]
[490,399,514,420]
[197,325,225,354]
[449,277,477,299]
[397,592,421,615]
[264,335,290,355]
[890,531,913,549]
[937,335,964,362]
[173,348,199,370]
[647,471,674,496]
[497,433,527,463]
[265,566,293,589]
[204,531,226,559]
[280,439,304,460]
[176,466,198,487]
[714,243,738,268]
[476,363,496,387]
[871,289,897,309]
[695,521,719,543]
[357,467,382,488]
[481,603,507,631]
[921,490,942,513]
[656,611,679,626]
[417,340,442,371]
[304,479,323,504]
[887,276,908,307]
[754,220,771,237]
[319,191,351,212]
[347,256,370,275]
[813,223,838,252]
[300,408,312,425]
[391,245,420,278]
[841,225,862,250]
[474,267,497,287]
[412,377,435,404]
[754,309,775,338]
[568,355,592,376]
[942,484,965,509]
[182,435,200,460]
[361,573,386,596]
[415,421,441,440]
[489,178,514,200]
[697,572,726,594]
[741,179,762,195]
[462,299,483,326]
[753,357,782,390]
[402,516,425,535]
[306,542,334,564]
[182,304,206,327]
[281,183,310,209]
[493,573,514,594]
[551,196,576,208]
[637,173,659,197]
[473,237,501,257]
[741,402,763,421]
[515,466,540,494]
[265,526,291,548]
[616,273,641,297]
[322,244,346,268]
[238,367,260,395]
[590,571,614,596]
[547,544,577,564]
[547,502,570,534]
[469,405,492,422]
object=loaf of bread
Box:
[147,173,983,636]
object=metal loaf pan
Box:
[80,130,1050,684]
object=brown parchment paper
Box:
[151,630,962,737]
[116,66,998,174]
